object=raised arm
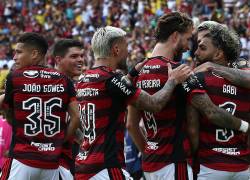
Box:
[131,64,192,113]
[191,93,250,134]
[126,105,146,152]
[194,62,250,89]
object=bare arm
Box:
[131,64,192,113]
[64,101,80,142]
[191,93,244,131]
[194,62,250,89]
[126,105,146,152]
[186,104,200,155]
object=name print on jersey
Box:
[222,84,237,95]
[77,88,99,97]
[22,84,65,93]
[136,79,161,89]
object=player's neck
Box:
[93,57,116,70]
[151,42,174,60]
[31,58,45,67]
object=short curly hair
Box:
[197,21,241,63]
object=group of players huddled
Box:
[0,11,249,180]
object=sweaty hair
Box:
[52,39,83,57]
[198,21,241,63]
[155,12,193,43]
[17,32,48,56]
[91,26,126,59]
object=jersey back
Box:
[75,66,140,179]
[3,66,76,169]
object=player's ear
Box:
[214,49,224,61]
[54,56,62,65]
[171,31,180,43]
[111,43,119,57]
[31,49,39,59]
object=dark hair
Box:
[52,39,83,57]
[199,22,241,63]
[17,32,48,55]
[155,12,193,43]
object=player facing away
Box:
[187,21,250,180]
[75,26,193,179]
[52,38,85,180]
[0,32,80,180]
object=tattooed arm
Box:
[194,62,250,89]
[190,93,248,131]
[131,64,192,113]
[186,104,200,155]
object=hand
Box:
[194,62,215,73]
[168,63,192,85]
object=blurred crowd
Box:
[0,0,250,90]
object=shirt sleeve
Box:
[181,72,206,104]
[105,73,141,104]
[2,72,13,110]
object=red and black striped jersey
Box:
[2,65,76,169]
[135,56,191,172]
[189,71,250,172]
[75,66,141,179]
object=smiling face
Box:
[57,47,84,78]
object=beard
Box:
[195,55,213,66]
[173,46,184,62]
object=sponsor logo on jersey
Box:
[23,70,39,78]
[143,65,161,69]
[146,141,159,150]
[212,148,240,155]
[39,70,60,78]
[111,76,132,95]
[77,151,88,161]
[79,74,100,83]
[31,142,55,151]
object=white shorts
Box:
[198,165,250,180]
[144,163,193,180]
[2,158,59,180]
[90,168,132,180]
[59,166,73,180]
